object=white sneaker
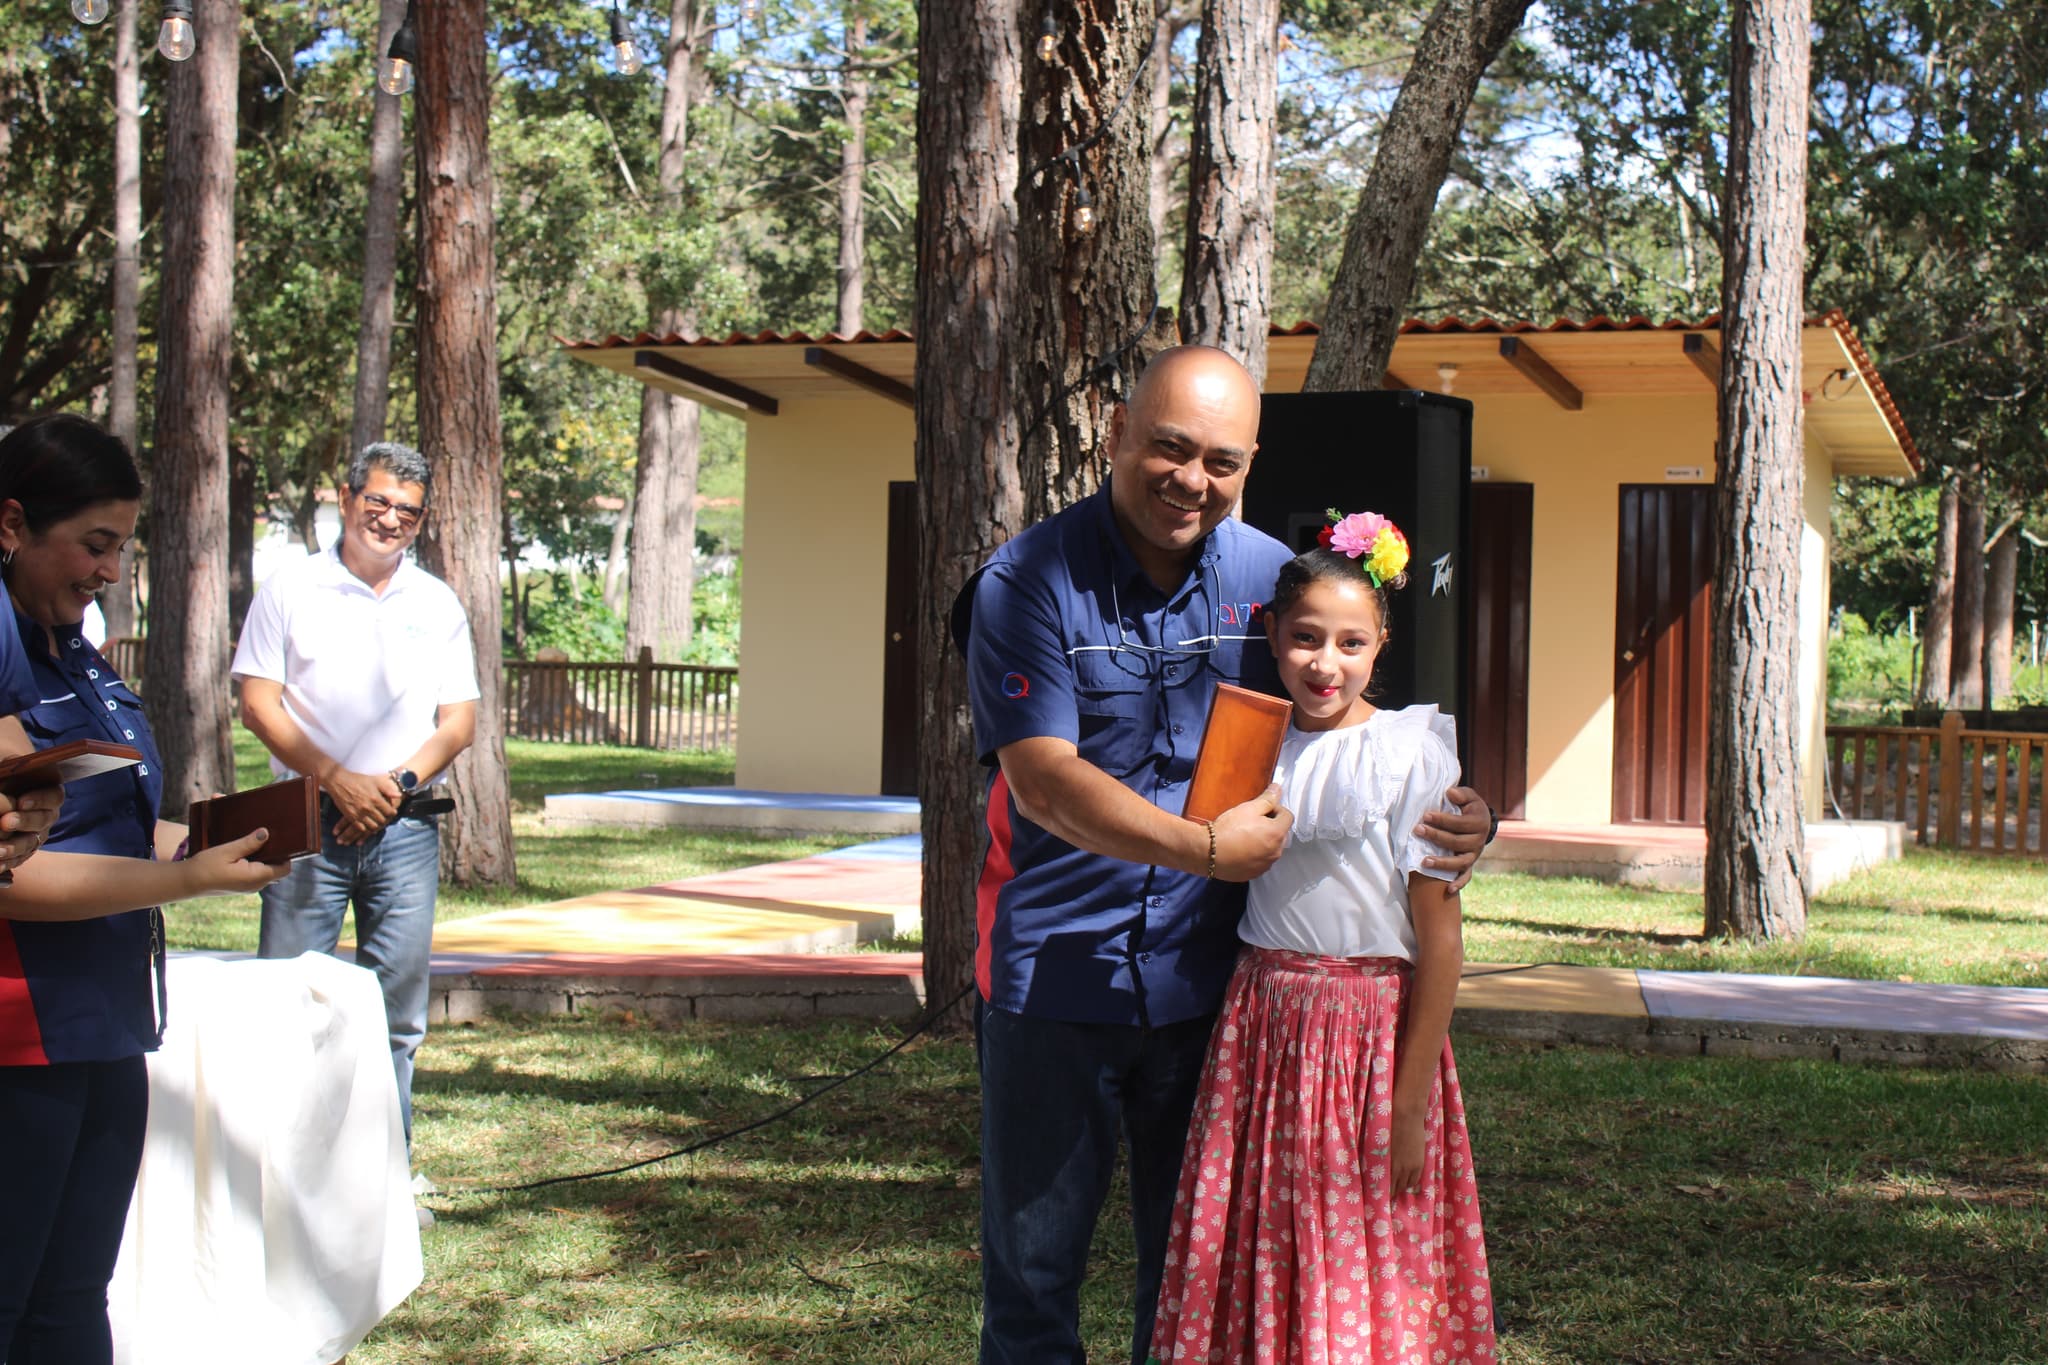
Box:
[410,1172,439,1197]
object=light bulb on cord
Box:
[608,7,641,75]
[379,0,418,96]
[72,0,112,25]
[1037,14,1058,62]
[157,0,195,60]
[1073,185,1097,236]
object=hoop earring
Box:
[2,548,13,568]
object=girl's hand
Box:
[179,829,292,897]
[1389,1106,1427,1197]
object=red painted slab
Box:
[658,856,921,907]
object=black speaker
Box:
[1243,390,1473,773]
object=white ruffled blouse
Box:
[1240,704,1462,962]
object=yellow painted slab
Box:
[425,892,900,957]
[1458,964,1646,1018]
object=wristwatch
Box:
[390,768,420,794]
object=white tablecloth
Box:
[108,952,424,1365]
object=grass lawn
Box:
[372,1016,2048,1364]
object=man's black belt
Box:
[319,791,454,820]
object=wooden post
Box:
[635,645,656,750]
[1936,710,1965,849]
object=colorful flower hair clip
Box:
[1316,507,1410,588]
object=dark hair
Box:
[345,440,432,500]
[0,413,144,533]
[1266,547,1407,637]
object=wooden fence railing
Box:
[105,638,737,754]
[503,648,737,752]
[1826,714,2046,857]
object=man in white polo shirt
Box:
[232,441,478,1147]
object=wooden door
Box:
[880,481,920,796]
[1612,485,1714,824]
[1464,484,1532,818]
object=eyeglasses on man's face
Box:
[357,490,425,529]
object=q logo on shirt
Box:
[1001,672,1030,700]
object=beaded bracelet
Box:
[1200,818,1217,879]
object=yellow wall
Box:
[1801,436,1834,821]
[733,395,914,793]
[728,386,1839,821]
[1470,394,1720,824]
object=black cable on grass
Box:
[435,981,976,1199]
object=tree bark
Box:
[1178,0,1279,385]
[1948,471,1985,710]
[626,0,712,663]
[914,0,1025,1027]
[413,0,514,887]
[228,440,256,634]
[1146,7,1188,252]
[348,0,410,463]
[602,482,633,613]
[1919,474,1957,705]
[1013,0,1175,525]
[143,0,239,806]
[837,11,869,336]
[1985,523,2017,707]
[105,0,142,638]
[1702,0,1809,942]
[1302,0,1532,392]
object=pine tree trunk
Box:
[143,0,239,806]
[104,0,142,638]
[1948,472,1985,710]
[348,0,410,462]
[1146,9,1179,251]
[228,441,256,633]
[914,0,1024,1027]
[1919,475,1957,706]
[1179,0,1279,385]
[413,0,514,888]
[1702,0,1809,942]
[837,12,869,336]
[1303,0,1532,392]
[1014,0,1174,525]
[602,482,633,613]
[1985,525,2017,707]
[626,0,711,663]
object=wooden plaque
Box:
[1183,684,1294,824]
[188,776,321,865]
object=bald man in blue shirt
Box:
[959,346,1492,1365]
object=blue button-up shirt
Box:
[960,487,1290,1027]
[0,609,164,1063]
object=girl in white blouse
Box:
[1149,512,1497,1365]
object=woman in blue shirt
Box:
[0,414,288,1364]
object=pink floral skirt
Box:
[1148,947,1497,1365]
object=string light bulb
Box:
[379,0,418,95]
[1436,363,1458,394]
[1073,185,1097,236]
[608,6,641,74]
[157,0,195,60]
[72,0,112,25]
[1037,13,1058,62]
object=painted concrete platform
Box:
[540,786,1901,894]
[543,787,919,837]
[420,825,2046,1070]
[1476,818,1903,895]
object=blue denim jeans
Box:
[0,1056,149,1365]
[257,809,440,1143]
[977,1002,1216,1365]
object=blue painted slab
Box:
[1638,970,2048,1041]
[552,786,920,814]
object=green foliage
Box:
[514,573,628,661]
[681,567,741,666]
[1826,611,1918,722]
[1830,481,1940,633]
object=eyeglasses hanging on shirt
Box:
[1064,561,1263,662]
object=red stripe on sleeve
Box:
[0,922,50,1066]
[974,771,1015,1002]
